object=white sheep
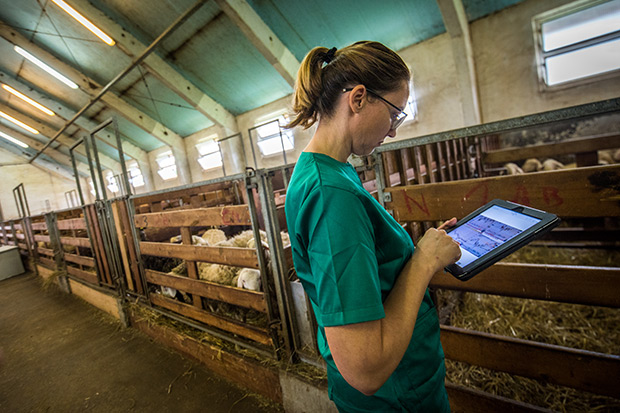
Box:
[201,229,227,245]
[236,268,262,291]
[541,158,564,171]
[503,163,524,175]
[522,158,542,173]
[169,234,207,245]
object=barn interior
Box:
[0,0,619,411]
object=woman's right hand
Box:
[414,226,461,278]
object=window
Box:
[403,84,418,123]
[106,171,119,194]
[255,114,294,157]
[155,150,177,180]
[533,0,620,88]
[195,135,223,170]
[127,160,145,188]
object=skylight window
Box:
[127,160,145,188]
[255,115,294,157]
[533,0,620,87]
[155,150,177,180]
[195,135,223,170]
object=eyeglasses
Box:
[342,87,407,130]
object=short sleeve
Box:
[300,186,385,327]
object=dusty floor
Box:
[0,273,284,412]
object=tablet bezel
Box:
[444,199,560,281]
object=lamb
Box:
[541,158,564,171]
[201,229,227,245]
[197,262,238,285]
[236,268,262,291]
[503,163,524,175]
[522,158,542,173]
[169,234,208,245]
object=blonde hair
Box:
[287,41,410,129]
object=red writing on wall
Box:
[402,192,430,217]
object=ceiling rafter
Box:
[0,23,192,184]
[214,0,300,87]
[0,103,120,171]
[59,0,239,135]
[436,0,481,125]
[0,122,89,177]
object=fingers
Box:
[437,217,457,231]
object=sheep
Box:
[168,234,208,245]
[236,268,261,291]
[503,163,524,175]
[201,229,226,245]
[541,158,564,171]
[522,158,542,173]
[197,262,238,285]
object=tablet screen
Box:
[448,205,541,268]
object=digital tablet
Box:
[445,199,560,281]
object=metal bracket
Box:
[383,192,392,203]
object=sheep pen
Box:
[437,245,620,412]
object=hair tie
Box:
[323,47,337,64]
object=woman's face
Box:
[353,82,409,156]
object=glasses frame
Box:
[342,87,407,130]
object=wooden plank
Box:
[66,266,99,285]
[441,326,620,398]
[37,264,56,281]
[483,133,620,165]
[145,269,267,312]
[431,262,620,308]
[111,201,135,292]
[386,164,620,221]
[64,253,95,268]
[133,181,234,207]
[38,257,56,269]
[85,205,111,286]
[68,279,120,320]
[446,383,553,413]
[60,236,91,248]
[36,247,54,257]
[56,217,87,230]
[181,227,203,309]
[134,205,252,229]
[117,199,143,294]
[150,294,273,347]
[30,222,47,230]
[139,242,259,268]
[34,234,50,242]
[129,312,282,403]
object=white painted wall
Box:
[0,147,90,219]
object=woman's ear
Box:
[348,85,366,114]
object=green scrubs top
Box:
[285,152,449,412]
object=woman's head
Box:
[288,41,411,130]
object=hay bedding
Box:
[440,246,620,412]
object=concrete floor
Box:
[0,273,284,412]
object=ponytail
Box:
[287,41,410,130]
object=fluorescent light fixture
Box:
[14,46,79,89]
[0,130,29,148]
[2,84,55,116]
[0,110,39,134]
[50,0,115,46]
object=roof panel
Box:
[171,11,293,115]
[463,0,526,22]
[118,72,214,137]
[246,0,446,59]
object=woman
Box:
[284,41,461,412]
